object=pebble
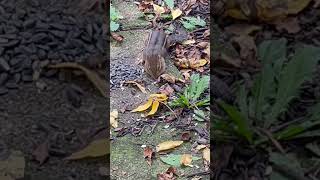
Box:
[0,58,10,71]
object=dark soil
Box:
[212,2,320,180]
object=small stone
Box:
[0,87,8,95]
[0,73,8,85]
[0,58,10,71]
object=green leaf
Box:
[193,109,206,121]
[110,5,122,21]
[183,17,206,27]
[306,143,320,157]
[110,21,120,32]
[160,154,201,167]
[164,0,174,9]
[269,152,306,180]
[266,45,320,127]
[252,38,287,123]
[182,21,196,31]
[217,101,253,143]
[237,84,249,121]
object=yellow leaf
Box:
[191,59,207,69]
[182,39,196,45]
[180,154,192,167]
[149,93,168,102]
[195,145,207,151]
[65,139,109,160]
[171,8,182,20]
[156,141,183,152]
[153,4,165,15]
[147,100,159,116]
[203,147,210,163]
[110,110,118,128]
[131,98,153,112]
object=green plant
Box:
[181,16,206,31]
[213,38,320,144]
[170,74,210,109]
[110,4,123,32]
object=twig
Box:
[150,121,158,134]
[270,117,304,133]
[258,128,285,154]
[160,102,178,119]
[186,171,210,178]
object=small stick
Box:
[160,102,178,119]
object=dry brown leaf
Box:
[224,0,311,21]
[125,81,147,93]
[203,147,210,163]
[156,141,183,152]
[273,17,301,34]
[65,139,109,160]
[197,42,208,49]
[143,146,154,166]
[232,35,257,60]
[225,24,261,36]
[203,29,210,38]
[171,8,182,20]
[111,32,124,42]
[160,73,176,84]
[32,141,49,165]
[48,62,107,97]
[180,154,192,167]
[182,39,196,45]
[160,85,174,96]
[110,110,118,128]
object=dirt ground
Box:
[0,76,107,179]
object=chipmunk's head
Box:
[143,50,166,79]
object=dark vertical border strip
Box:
[103,0,111,178]
[210,0,214,179]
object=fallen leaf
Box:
[125,81,147,93]
[203,147,210,163]
[153,3,165,15]
[32,141,49,165]
[225,24,261,36]
[160,74,176,84]
[156,141,183,152]
[160,84,174,96]
[273,17,301,34]
[197,42,208,49]
[131,94,168,116]
[131,98,153,112]
[65,138,109,160]
[190,59,207,69]
[111,32,124,42]
[182,39,196,45]
[143,146,154,166]
[195,145,207,151]
[110,110,118,128]
[164,108,183,123]
[0,150,25,179]
[148,100,159,116]
[171,8,182,20]
[203,29,210,37]
[180,154,192,167]
[160,154,201,166]
[232,35,257,66]
[48,62,107,97]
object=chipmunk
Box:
[142,29,169,79]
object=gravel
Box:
[0,0,106,95]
